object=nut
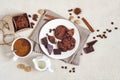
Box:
[68,16,74,21]
[74,20,80,24]
[24,66,31,72]
[17,64,25,69]
[38,9,45,15]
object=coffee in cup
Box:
[12,37,33,61]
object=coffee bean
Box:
[108,30,112,32]
[111,22,114,25]
[77,16,80,19]
[114,27,118,30]
[61,66,64,69]
[69,70,72,73]
[93,37,96,39]
[65,66,67,69]
[68,9,73,12]
[28,15,31,17]
[69,13,72,15]
[103,31,106,34]
[96,29,100,32]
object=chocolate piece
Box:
[74,8,81,15]
[103,31,106,34]
[69,70,72,73]
[46,44,53,54]
[47,34,56,44]
[41,37,48,46]
[13,13,30,32]
[30,22,35,28]
[87,40,97,46]
[83,46,94,53]
[53,49,61,55]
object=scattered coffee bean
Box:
[111,22,114,25]
[68,9,73,12]
[114,27,118,30]
[108,30,112,32]
[65,66,67,69]
[77,16,80,19]
[69,70,72,73]
[106,29,109,31]
[72,67,75,70]
[28,15,31,17]
[61,66,64,69]
[93,37,96,39]
[69,13,72,15]
[73,70,75,73]
[69,16,74,21]
[96,29,100,32]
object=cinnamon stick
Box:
[82,17,94,32]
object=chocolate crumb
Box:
[103,31,106,34]
[111,22,114,25]
[73,70,75,73]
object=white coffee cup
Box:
[32,55,53,72]
[11,37,33,61]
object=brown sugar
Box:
[13,38,31,57]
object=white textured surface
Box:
[0,0,120,80]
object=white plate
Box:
[39,19,80,59]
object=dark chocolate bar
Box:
[87,40,97,46]
[47,44,53,54]
[41,37,48,46]
[53,49,61,55]
[83,46,94,53]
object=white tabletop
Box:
[0,0,120,80]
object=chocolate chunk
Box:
[83,46,94,53]
[53,49,61,55]
[47,34,56,44]
[87,40,97,46]
[46,44,53,54]
[41,37,48,46]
